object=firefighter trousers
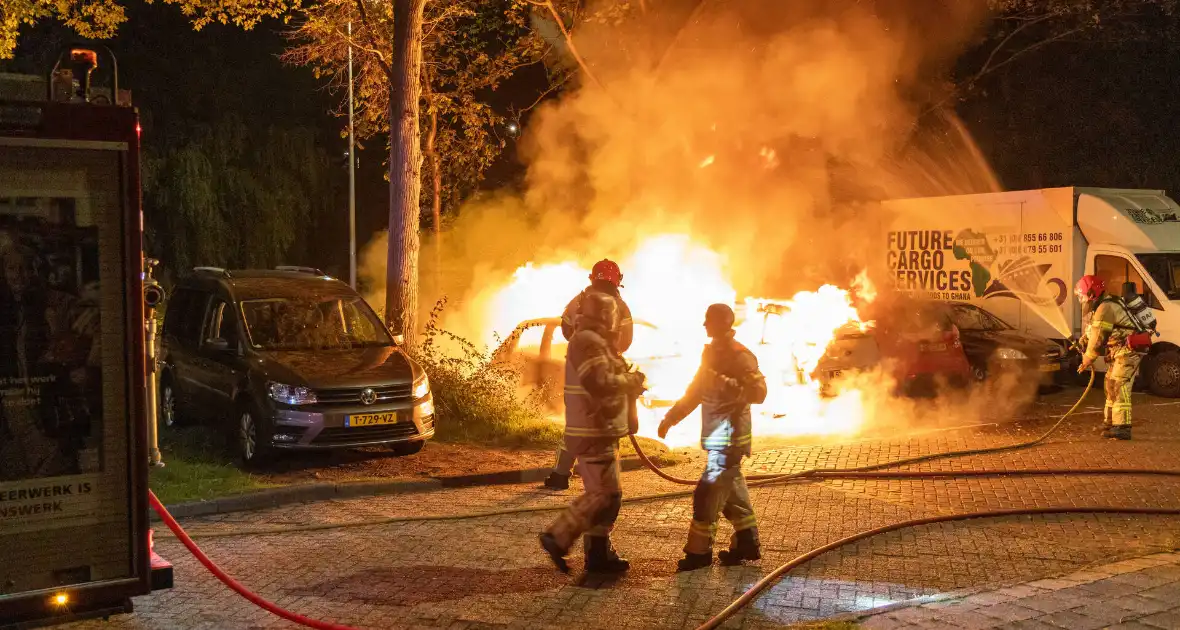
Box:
[543,440,622,551]
[552,444,576,476]
[685,448,758,555]
[1104,353,1141,428]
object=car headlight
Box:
[995,348,1027,361]
[268,382,318,405]
[412,374,430,399]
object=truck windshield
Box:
[1136,254,1180,300]
[240,296,392,350]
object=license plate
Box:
[1039,363,1061,373]
[826,370,842,379]
[921,343,948,353]
[346,412,399,427]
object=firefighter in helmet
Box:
[539,292,646,574]
[659,303,768,571]
[544,259,635,491]
[1076,274,1139,440]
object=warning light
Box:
[136,122,142,137]
[51,593,69,606]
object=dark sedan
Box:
[940,301,1065,386]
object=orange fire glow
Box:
[485,233,878,448]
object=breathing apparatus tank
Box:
[1122,282,1159,334]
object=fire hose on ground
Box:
[149,368,1180,630]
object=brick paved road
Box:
[67,386,1180,629]
[856,551,1180,629]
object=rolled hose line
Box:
[148,368,1180,630]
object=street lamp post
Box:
[348,20,357,289]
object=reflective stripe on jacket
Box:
[563,327,632,451]
[561,286,634,354]
[665,333,767,454]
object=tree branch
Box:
[528,0,607,93]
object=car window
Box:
[549,324,569,360]
[1096,254,1155,305]
[165,288,210,349]
[203,299,238,346]
[515,324,546,359]
[949,305,993,331]
[239,296,391,350]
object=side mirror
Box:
[207,338,230,353]
[393,334,405,346]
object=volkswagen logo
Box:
[359,388,377,405]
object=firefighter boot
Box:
[583,536,630,574]
[544,472,570,490]
[1111,425,1132,440]
[676,552,713,572]
[539,533,570,574]
[1101,423,1114,438]
[718,529,761,566]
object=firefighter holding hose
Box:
[544,259,635,491]
[659,303,768,571]
[539,292,646,574]
[1076,275,1142,440]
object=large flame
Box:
[485,233,877,448]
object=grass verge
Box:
[149,426,272,504]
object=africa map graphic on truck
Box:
[888,228,1068,307]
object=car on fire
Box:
[813,299,1064,396]
[160,267,435,467]
[491,316,684,410]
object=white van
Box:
[881,187,1180,396]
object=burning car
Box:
[813,298,972,396]
[491,316,685,410]
[813,298,1063,396]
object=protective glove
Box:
[628,370,648,395]
[658,415,676,439]
[1078,355,1095,374]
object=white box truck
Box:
[880,187,1180,397]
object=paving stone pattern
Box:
[64,389,1180,629]
[857,551,1180,629]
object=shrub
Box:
[412,299,562,448]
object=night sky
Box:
[6,4,1180,277]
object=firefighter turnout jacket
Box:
[563,324,641,455]
[561,284,634,354]
[664,332,768,454]
[1083,297,1139,365]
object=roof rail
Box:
[193,266,231,278]
[276,265,327,276]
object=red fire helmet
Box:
[590,259,623,287]
[1075,275,1106,302]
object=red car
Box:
[814,299,972,396]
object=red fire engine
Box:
[0,45,172,627]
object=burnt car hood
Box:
[253,345,418,389]
[961,329,1055,358]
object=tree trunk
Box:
[385,0,427,344]
[424,69,442,292]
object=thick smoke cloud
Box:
[362,0,993,342]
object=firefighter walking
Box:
[1076,275,1143,440]
[544,259,635,491]
[658,304,768,571]
[540,292,646,574]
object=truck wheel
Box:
[1147,350,1180,398]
